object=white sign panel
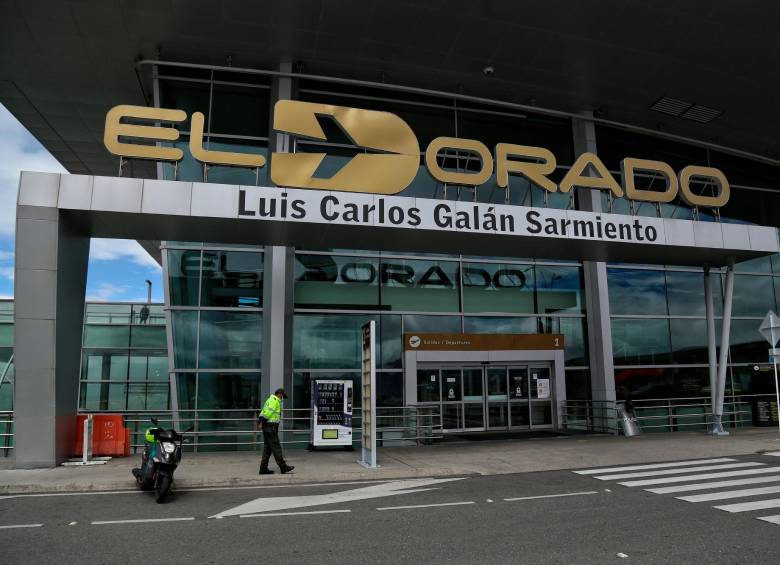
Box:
[536,378,551,399]
[759,311,780,434]
[238,186,667,244]
[21,173,780,268]
[759,311,780,346]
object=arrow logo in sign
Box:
[210,477,465,518]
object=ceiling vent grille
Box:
[680,105,722,123]
[650,97,722,123]
[650,97,692,116]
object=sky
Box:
[0,103,163,302]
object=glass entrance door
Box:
[485,367,509,429]
[462,368,484,430]
[416,363,554,432]
[529,366,553,428]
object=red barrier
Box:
[74,415,130,457]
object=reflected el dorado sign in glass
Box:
[104,101,730,209]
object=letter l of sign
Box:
[189,112,266,168]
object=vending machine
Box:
[310,379,353,449]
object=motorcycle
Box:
[132,418,193,503]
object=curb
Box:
[0,467,461,495]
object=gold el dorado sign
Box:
[104,101,730,209]
[403,333,564,351]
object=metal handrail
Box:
[562,393,775,435]
[92,405,443,452]
[0,411,13,455]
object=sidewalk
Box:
[1,429,778,494]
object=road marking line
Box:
[211,477,466,519]
[377,501,475,511]
[0,523,43,530]
[593,462,764,480]
[765,452,780,457]
[618,467,780,487]
[677,485,780,502]
[574,458,736,475]
[504,491,599,502]
[757,515,780,525]
[714,498,780,513]
[647,475,780,494]
[91,517,196,525]
[240,509,352,518]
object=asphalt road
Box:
[2,453,780,564]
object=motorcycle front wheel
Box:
[155,474,172,503]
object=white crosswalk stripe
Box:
[591,462,764,481]
[714,498,780,513]
[573,458,737,475]
[647,474,780,494]
[676,485,780,503]
[574,459,780,528]
[619,466,780,487]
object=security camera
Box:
[482,66,494,76]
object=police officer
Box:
[258,388,294,475]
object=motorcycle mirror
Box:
[185,426,194,433]
[151,417,158,426]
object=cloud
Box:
[86,282,130,302]
[89,239,161,270]
[0,251,12,261]
[0,104,67,237]
[0,267,13,281]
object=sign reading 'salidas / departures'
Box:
[104,100,731,210]
[236,185,663,243]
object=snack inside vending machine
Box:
[310,379,353,449]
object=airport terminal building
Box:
[2,3,780,466]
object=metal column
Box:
[703,265,718,425]
[572,112,617,416]
[711,260,735,435]
[261,61,296,404]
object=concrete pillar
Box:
[14,173,89,467]
[572,113,616,407]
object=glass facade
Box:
[133,63,780,445]
[0,300,12,407]
[165,242,264,450]
[609,264,780,400]
[158,69,270,186]
[79,303,168,411]
[152,63,780,410]
[291,251,588,410]
[598,124,780,401]
[0,300,13,453]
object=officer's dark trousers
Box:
[260,424,287,470]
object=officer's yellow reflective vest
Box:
[260,394,282,423]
